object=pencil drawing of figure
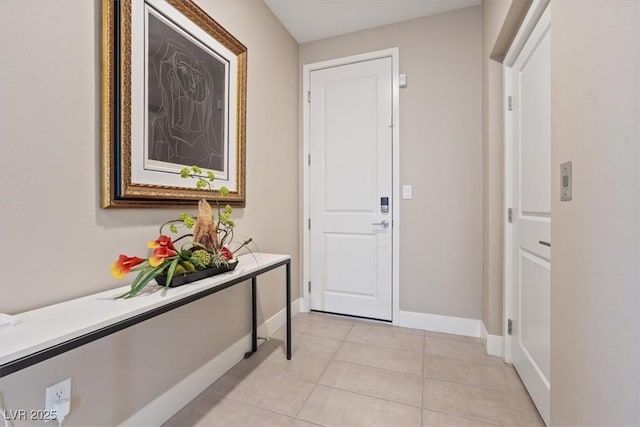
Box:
[147,12,226,172]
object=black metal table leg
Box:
[286,261,291,360]
[251,277,258,353]
[244,277,258,358]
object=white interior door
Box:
[508,6,551,426]
[309,57,393,321]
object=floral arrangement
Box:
[111,166,251,299]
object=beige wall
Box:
[300,7,483,320]
[487,0,640,423]
[0,0,299,425]
[550,1,640,424]
[482,0,512,336]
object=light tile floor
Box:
[164,312,544,427]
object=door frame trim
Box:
[301,48,400,322]
[503,0,551,364]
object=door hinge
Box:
[307,91,311,103]
[308,218,311,230]
[308,154,311,166]
[308,281,311,293]
[508,208,513,223]
[507,96,513,111]
[508,319,513,335]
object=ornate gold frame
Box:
[101,0,247,208]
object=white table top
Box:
[0,253,290,367]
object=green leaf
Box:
[180,168,191,178]
[179,213,195,228]
[115,268,150,299]
[196,179,207,189]
[164,258,180,288]
[129,263,151,273]
[125,263,170,298]
[207,171,215,181]
[219,186,229,197]
[126,267,159,298]
[192,165,202,174]
[169,224,178,233]
[189,256,205,270]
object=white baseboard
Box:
[258,297,301,338]
[485,334,504,358]
[395,310,484,337]
[304,306,505,358]
[119,298,301,427]
[300,297,310,313]
[479,322,504,358]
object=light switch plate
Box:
[561,161,572,201]
[399,74,407,88]
[402,185,412,200]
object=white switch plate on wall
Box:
[402,185,412,200]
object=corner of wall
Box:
[480,321,504,358]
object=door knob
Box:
[372,220,390,228]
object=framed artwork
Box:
[101,0,247,207]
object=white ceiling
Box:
[263,0,481,44]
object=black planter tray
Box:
[155,260,239,287]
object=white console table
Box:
[0,253,291,377]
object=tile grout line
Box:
[179,316,534,427]
[305,314,494,353]
[291,329,352,343]
[340,338,426,356]
[204,337,320,422]
[292,323,355,422]
[423,351,510,365]
[236,318,526,425]
[296,321,424,420]
[421,377,539,426]
[423,351,507,367]
[207,392,301,422]
[423,333,483,344]
[297,325,425,410]
[343,337,425,354]
[323,324,424,410]
[422,373,523,393]
[296,327,425,355]
[349,323,429,338]
[306,313,431,338]
[329,354,423,377]
[316,382,423,410]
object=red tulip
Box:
[111,255,145,279]
[147,235,176,251]
[219,247,233,260]
[149,247,177,267]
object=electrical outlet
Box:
[45,378,71,415]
